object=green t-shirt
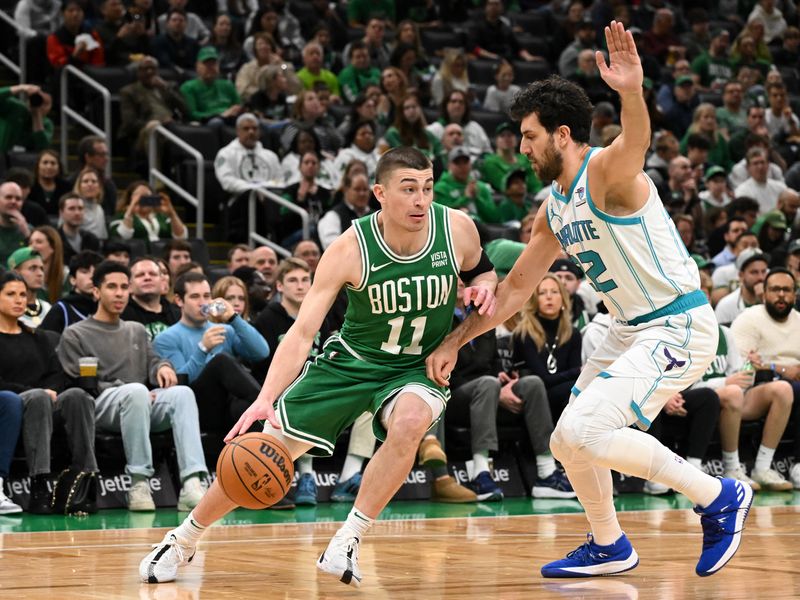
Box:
[384,126,443,164]
[179,78,241,122]
[0,87,54,153]
[0,224,26,265]
[297,68,341,97]
[341,202,456,368]
[498,196,535,222]
[433,171,501,223]
[679,130,732,172]
[716,106,748,137]
[690,53,734,88]
[338,65,381,104]
[479,152,542,195]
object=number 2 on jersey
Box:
[380,316,427,355]
[576,250,618,293]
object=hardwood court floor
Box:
[1,498,799,599]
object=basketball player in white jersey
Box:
[428,21,753,578]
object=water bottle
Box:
[741,359,756,387]
[201,300,227,318]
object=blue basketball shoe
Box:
[541,533,639,578]
[694,477,753,577]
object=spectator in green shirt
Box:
[433,146,500,223]
[347,0,394,27]
[498,170,537,222]
[0,182,30,265]
[479,122,542,195]
[338,41,381,104]
[716,81,747,139]
[690,28,734,90]
[0,84,54,154]
[380,93,443,169]
[680,102,733,171]
[296,41,341,99]
[179,46,242,124]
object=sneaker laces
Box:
[151,534,191,564]
[564,534,599,565]
[696,508,743,549]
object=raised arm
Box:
[426,207,561,385]
[226,232,360,439]
[590,21,651,209]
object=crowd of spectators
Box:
[3,0,800,515]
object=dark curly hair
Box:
[509,77,593,144]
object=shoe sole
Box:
[532,487,578,499]
[541,549,640,578]
[317,551,362,588]
[475,491,503,502]
[697,480,754,577]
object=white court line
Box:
[1,529,796,553]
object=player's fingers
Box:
[595,50,609,75]
[224,416,247,442]
[265,406,281,429]
[471,286,487,307]
[462,286,474,307]
[479,295,497,316]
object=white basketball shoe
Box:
[317,528,362,587]
[139,530,196,583]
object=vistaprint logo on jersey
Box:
[430,251,448,268]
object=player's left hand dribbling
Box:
[225,397,280,442]
[462,285,497,316]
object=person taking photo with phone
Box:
[110,180,187,248]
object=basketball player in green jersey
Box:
[140,147,498,587]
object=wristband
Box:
[198,341,209,353]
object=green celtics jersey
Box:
[339,202,459,368]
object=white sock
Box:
[561,460,622,546]
[342,506,373,539]
[173,510,207,545]
[339,454,364,483]
[472,451,490,476]
[536,454,557,479]
[754,444,776,473]
[722,450,740,473]
[687,457,703,471]
[297,455,314,476]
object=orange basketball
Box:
[216,433,294,509]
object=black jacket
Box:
[40,293,97,334]
[450,310,501,391]
[513,316,582,389]
[252,300,331,381]
[120,297,181,341]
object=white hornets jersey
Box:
[545,147,705,325]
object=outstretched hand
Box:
[225,396,280,442]
[596,20,643,95]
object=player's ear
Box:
[372,183,385,204]
[557,125,572,146]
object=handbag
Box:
[50,468,98,515]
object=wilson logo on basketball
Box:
[259,442,293,486]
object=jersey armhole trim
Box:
[444,208,461,276]
[351,220,370,291]
[584,147,645,226]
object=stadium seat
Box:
[468,59,498,85]
[421,30,464,54]
[511,11,551,36]
[471,110,507,138]
[512,60,552,84]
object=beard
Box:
[765,300,793,321]
[533,138,564,183]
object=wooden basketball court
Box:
[1,501,798,599]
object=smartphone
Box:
[139,195,162,208]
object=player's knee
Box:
[387,411,431,447]
[553,411,610,461]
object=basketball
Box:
[215,433,294,509]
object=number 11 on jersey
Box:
[380,316,427,355]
